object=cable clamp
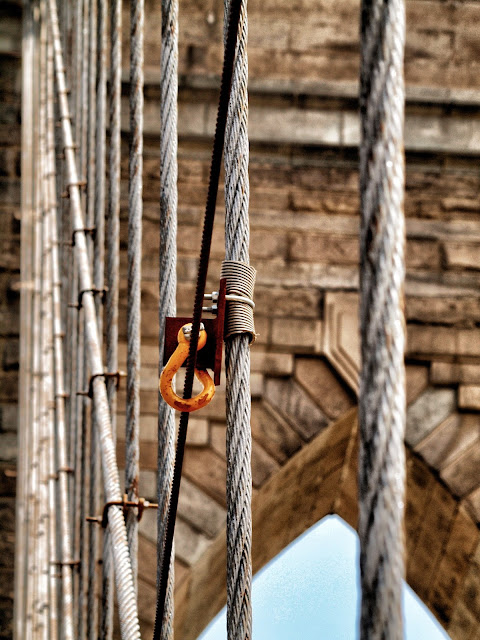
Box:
[71,225,96,246]
[77,370,126,399]
[61,180,86,199]
[68,286,108,309]
[202,291,255,314]
[86,494,158,528]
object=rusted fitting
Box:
[86,494,158,528]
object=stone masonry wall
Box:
[2,0,480,637]
[0,2,22,637]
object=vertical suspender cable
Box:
[46,19,75,635]
[44,37,59,640]
[48,1,142,636]
[127,0,144,590]
[78,0,95,631]
[85,0,99,634]
[15,0,35,634]
[152,3,244,636]
[102,0,122,636]
[358,0,407,638]
[223,1,253,638]
[157,0,178,635]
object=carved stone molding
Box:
[323,291,360,395]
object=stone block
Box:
[289,232,358,265]
[415,414,479,472]
[448,600,478,639]
[0,404,16,432]
[445,242,480,271]
[431,362,480,385]
[2,339,18,370]
[139,470,157,501]
[185,417,209,447]
[429,506,478,625]
[254,286,321,320]
[264,378,328,441]
[0,432,16,463]
[250,351,294,377]
[251,400,302,464]
[295,357,354,420]
[210,423,225,460]
[183,448,226,507]
[406,388,456,447]
[178,477,225,539]
[407,326,480,357]
[459,385,480,411]
[251,441,278,489]
[407,481,456,603]
[250,230,288,260]
[441,438,480,498]
[271,317,322,353]
[406,365,429,406]
[174,517,212,567]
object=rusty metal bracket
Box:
[76,369,126,399]
[163,278,226,386]
[70,225,96,246]
[86,494,158,528]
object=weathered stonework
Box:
[3,0,480,638]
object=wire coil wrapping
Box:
[221,260,256,342]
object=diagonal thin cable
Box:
[47,1,141,636]
[152,1,244,636]
[156,0,178,636]
[358,0,407,638]
[126,0,144,592]
[102,0,121,636]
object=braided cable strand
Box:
[157,0,178,636]
[358,0,407,638]
[223,1,253,638]
[126,0,144,589]
[102,0,122,636]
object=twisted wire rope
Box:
[85,0,101,635]
[26,13,48,635]
[358,0,407,638]
[223,1,253,638]
[46,25,75,633]
[126,0,144,590]
[37,26,52,634]
[102,0,122,635]
[156,0,179,635]
[48,1,142,636]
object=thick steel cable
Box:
[222,1,253,638]
[86,0,99,634]
[78,1,96,632]
[152,3,244,636]
[46,27,75,635]
[358,0,407,638]
[126,0,144,590]
[27,14,48,635]
[48,2,142,637]
[42,151,58,640]
[156,0,178,636]
[102,0,121,636]
[86,0,107,635]
[45,36,60,640]
[15,2,36,634]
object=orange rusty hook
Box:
[159,323,215,412]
